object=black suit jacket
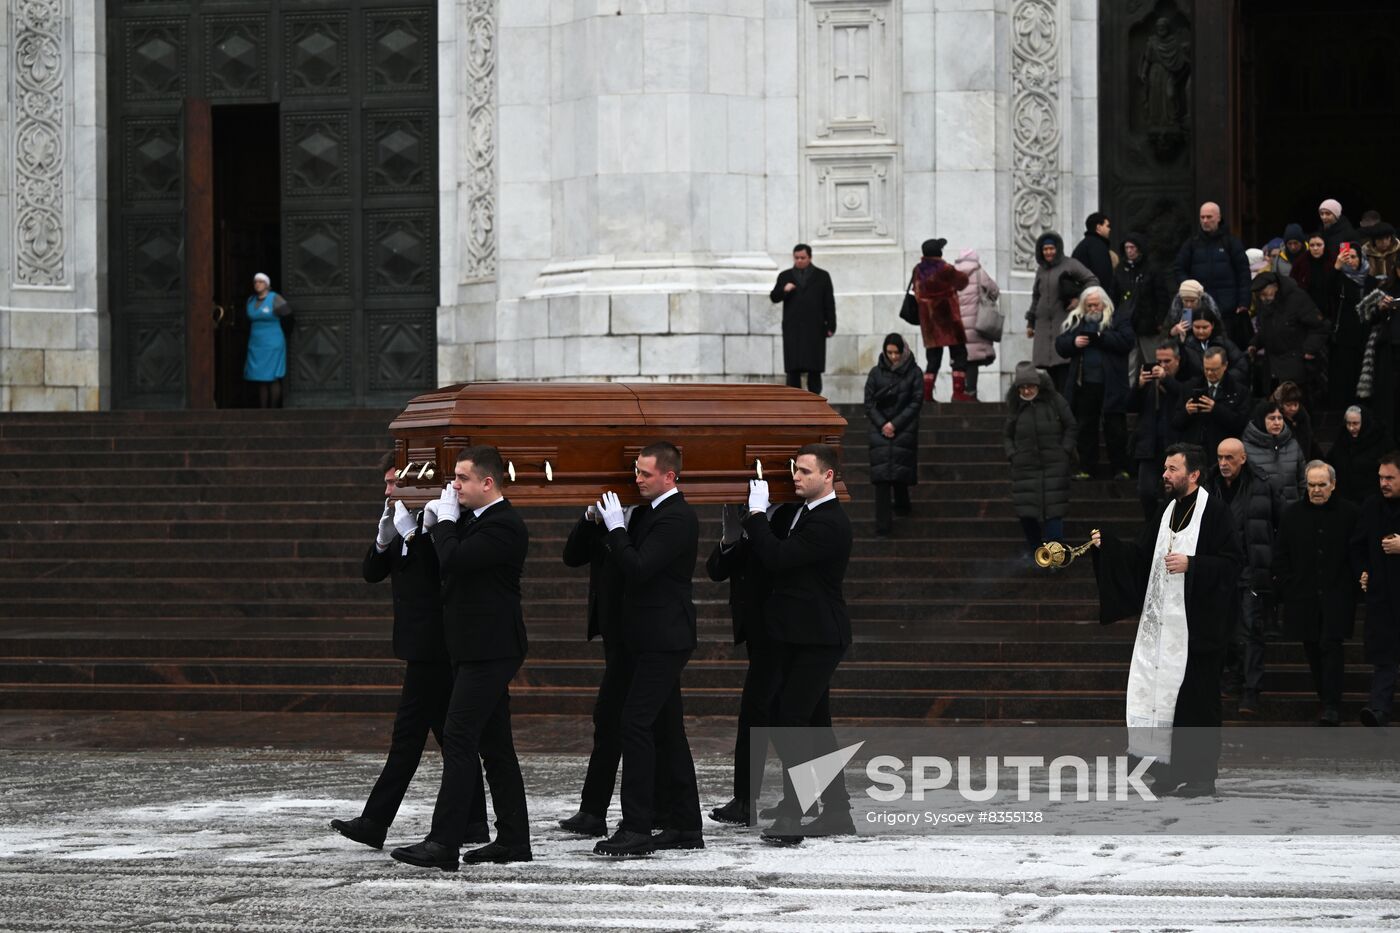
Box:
[362,515,447,663]
[429,499,529,663]
[741,498,853,647]
[705,504,799,645]
[563,515,623,642]
[604,491,699,653]
[1171,376,1250,457]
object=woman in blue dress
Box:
[244,272,291,408]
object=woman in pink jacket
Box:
[952,249,1002,401]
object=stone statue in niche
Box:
[1137,16,1191,160]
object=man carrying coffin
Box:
[1090,442,1244,797]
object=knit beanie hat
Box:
[1282,223,1305,243]
[922,238,947,258]
[1012,361,1041,388]
[1178,279,1205,299]
[1319,198,1343,218]
[1247,248,1267,275]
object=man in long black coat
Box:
[1349,453,1400,727]
[331,458,488,850]
[391,446,532,870]
[1091,443,1244,797]
[1128,342,1185,523]
[1273,461,1360,726]
[770,244,836,396]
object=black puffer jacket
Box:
[1004,371,1077,520]
[1174,228,1251,311]
[1242,418,1306,507]
[864,347,923,485]
[1113,249,1168,339]
[1250,272,1330,385]
[1206,462,1283,593]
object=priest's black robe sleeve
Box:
[1091,522,1157,625]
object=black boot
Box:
[462,841,532,864]
[592,828,656,858]
[558,810,607,836]
[389,839,460,872]
[708,798,750,825]
[329,816,387,850]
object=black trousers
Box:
[1137,460,1164,523]
[925,345,967,374]
[427,656,528,847]
[735,634,835,804]
[768,641,850,813]
[1070,382,1129,474]
[579,639,675,823]
[362,660,487,830]
[786,370,823,396]
[872,482,911,534]
[617,647,701,834]
[1302,638,1345,709]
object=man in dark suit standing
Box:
[591,441,704,858]
[390,446,532,870]
[330,454,487,850]
[743,443,855,844]
[1172,347,1249,461]
[770,244,837,396]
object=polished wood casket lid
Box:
[388,382,848,506]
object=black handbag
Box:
[899,274,919,325]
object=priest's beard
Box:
[1163,476,1194,500]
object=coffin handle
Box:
[416,462,432,480]
[398,461,415,480]
[507,460,516,483]
[544,460,554,482]
[754,458,763,480]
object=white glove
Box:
[375,499,395,549]
[393,501,417,540]
[584,504,599,524]
[597,491,626,531]
[748,479,770,514]
[422,500,440,529]
[436,484,461,524]
[720,504,744,545]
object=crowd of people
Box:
[1004,198,1400,731]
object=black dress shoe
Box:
[390,839,460,872]
[759,800,815,820]
[708,798,750,825]
[652,828,704,851]
[801,807,856,837]
[464,821,490,844]
[1318,706,1341,727]
[761,815,805,846]
[1360,707,1390,727]
[330,816,387,850]
[462,841,532,864]
[593,828,656,858]
[1161,780,1217,798]
[558,810,607,837]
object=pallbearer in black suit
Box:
[391,446,532,871]
[592,442,704,858]
[330,454,487,850]
[743,443,856,845]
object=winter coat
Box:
[1174,228,1252,313]
[1004,371,1077,520]
[864,347,924,485]
[1205,462,1284,593]
[1128,372,1184,462]
[1327,415,1387,505]
[913,259,970,349]
[1350,494,1400,665]
[1171,376,1250,460]
[1273,496,1360,642]
[1052,310,1136,413]
[1321,214,1359,254]
[1162,289,1221,337]
[1249,272,1330,386]
[1176,334,1249,387]
[1113,257,1167,339]
[1241,419,1306,507]
[1363,236,1400,281]
[1071,233,1115,289]
[1026,233,1099,368]
[770,265,836,373]
[953,252,1000,363]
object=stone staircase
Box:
[0,403,1369,726]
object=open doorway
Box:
[212,104,281,408]
[1239,0,1400,244]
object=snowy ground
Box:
[1,750,1399,932]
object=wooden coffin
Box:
[387,382,849,506]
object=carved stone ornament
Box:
[13,0,69,287]
[462,0,496,284]
[1010,0,1061,271]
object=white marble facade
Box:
[439,0,1100,403]
[0,0,1096,409]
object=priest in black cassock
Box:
[1091,442,1244,797]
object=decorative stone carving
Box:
[461,0,497,284]
[1010,0,1061,271]
[805,154,898,246]
[804,2,896,144]
[13,0,70,287]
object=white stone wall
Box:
[0,0,108,411]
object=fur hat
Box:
[922,238,948,258]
